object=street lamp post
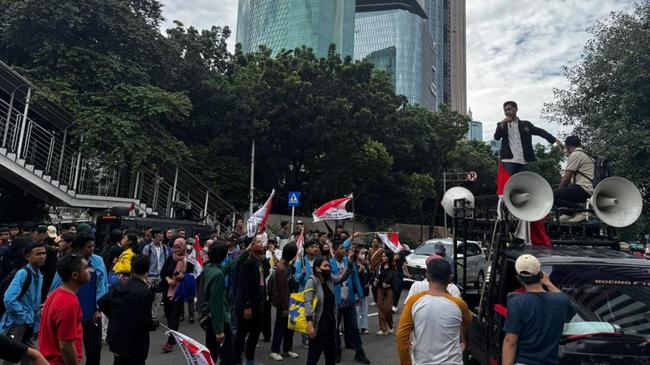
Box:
[248,49,293,217]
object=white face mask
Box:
[359,253,366,260]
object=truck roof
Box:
[503,246,650,267]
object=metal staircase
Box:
[0,61,238,227]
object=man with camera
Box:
[501,254,575,365]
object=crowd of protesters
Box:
[0,218,580,365]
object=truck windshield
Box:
[548,264,650,340]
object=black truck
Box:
[466,245,650,365]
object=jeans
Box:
[270,308,294,354]
[336,305,366,358]
[2,325,34,365]
[232,310,262,364]
[357,296,369,330]
[164,297,184,344]
[554,184,591,210]
[206,322,233,365]
[82,320,103,365]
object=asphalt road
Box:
[98,292,407,365]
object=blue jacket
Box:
[0,264,42,332]
[294,256,316,291]
[50,254,108,318]
[142,242,168,278]
[329,257,363,307]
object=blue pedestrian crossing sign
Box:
[288,191,301,207]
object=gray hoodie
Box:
[304,263,352,330]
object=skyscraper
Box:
[354,1,437,110]
[448,0,467,114]
[236,0,355,58]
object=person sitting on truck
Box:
[554,135,595,223]
[502,254,575,365]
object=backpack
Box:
[576,150,614,188]
[0,267,32,318]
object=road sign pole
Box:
[290,206,295,236]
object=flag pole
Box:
[351,193,356,236]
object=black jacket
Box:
[235,256,265,314]
[494,120,556,162]
[99,277,157,361]
[159,256,195,297]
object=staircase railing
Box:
[0,94,239,228]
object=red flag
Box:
[247,190,275,237]
[167,329,215,365]
[313,195,354,222]
[127,202,137,217]
[193,235,203,267]
[294,230,305,260]
[497,162,551,246]
[377,232,404,253]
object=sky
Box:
[160,0,638,142]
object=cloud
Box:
[161,0,637,144]
[160,0,239,45]
[466,0,636,142]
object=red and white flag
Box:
[186,235,203,276]
[377,232,404,253]
[496,162,551,247]
[127,202,137,217]
[167,329,214,365]
[247,189,275,238]
[312,194,354,222]
[294,230,305,260]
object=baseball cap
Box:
[47,225,58,239]
[515,254,541,277]
[433,242,446,255]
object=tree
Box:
[544,1,650,239]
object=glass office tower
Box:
[355,3,436,110]
[236,0,355,58]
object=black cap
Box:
[564,135,581,147]
[35,224,48,233]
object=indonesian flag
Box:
[294,230,305,260]
[167,329,215,365]
[186,235,203,276]
[313,194,354,222]
[497,162,551,247]
[247,189,275,238]
[377,232,404,253]
[128,202,137,217]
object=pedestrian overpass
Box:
[0,60,238,227]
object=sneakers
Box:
[387,327,394,334]
[567,212,588,223]
[269,353,283,361]
[161,343,174,353]
[369,302,377,307]
[376,330,388,336]
[391,306,398,313]
[283,351,299,359]
[355,355,371,364]
[360,328,370,334]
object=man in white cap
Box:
[502,254,575,365]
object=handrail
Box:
[0,93,240,225]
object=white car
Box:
[404,238,487,290]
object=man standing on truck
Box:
[502,254,575,365]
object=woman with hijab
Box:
[160,238,195,353]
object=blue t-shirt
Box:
[503,292,575,365]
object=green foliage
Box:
[447,140,499,196]
[544,1,650,239]
[528,144,564,187]
[0,0,472,227]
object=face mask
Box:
[359,253,366,260]
[320,269,331,278]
